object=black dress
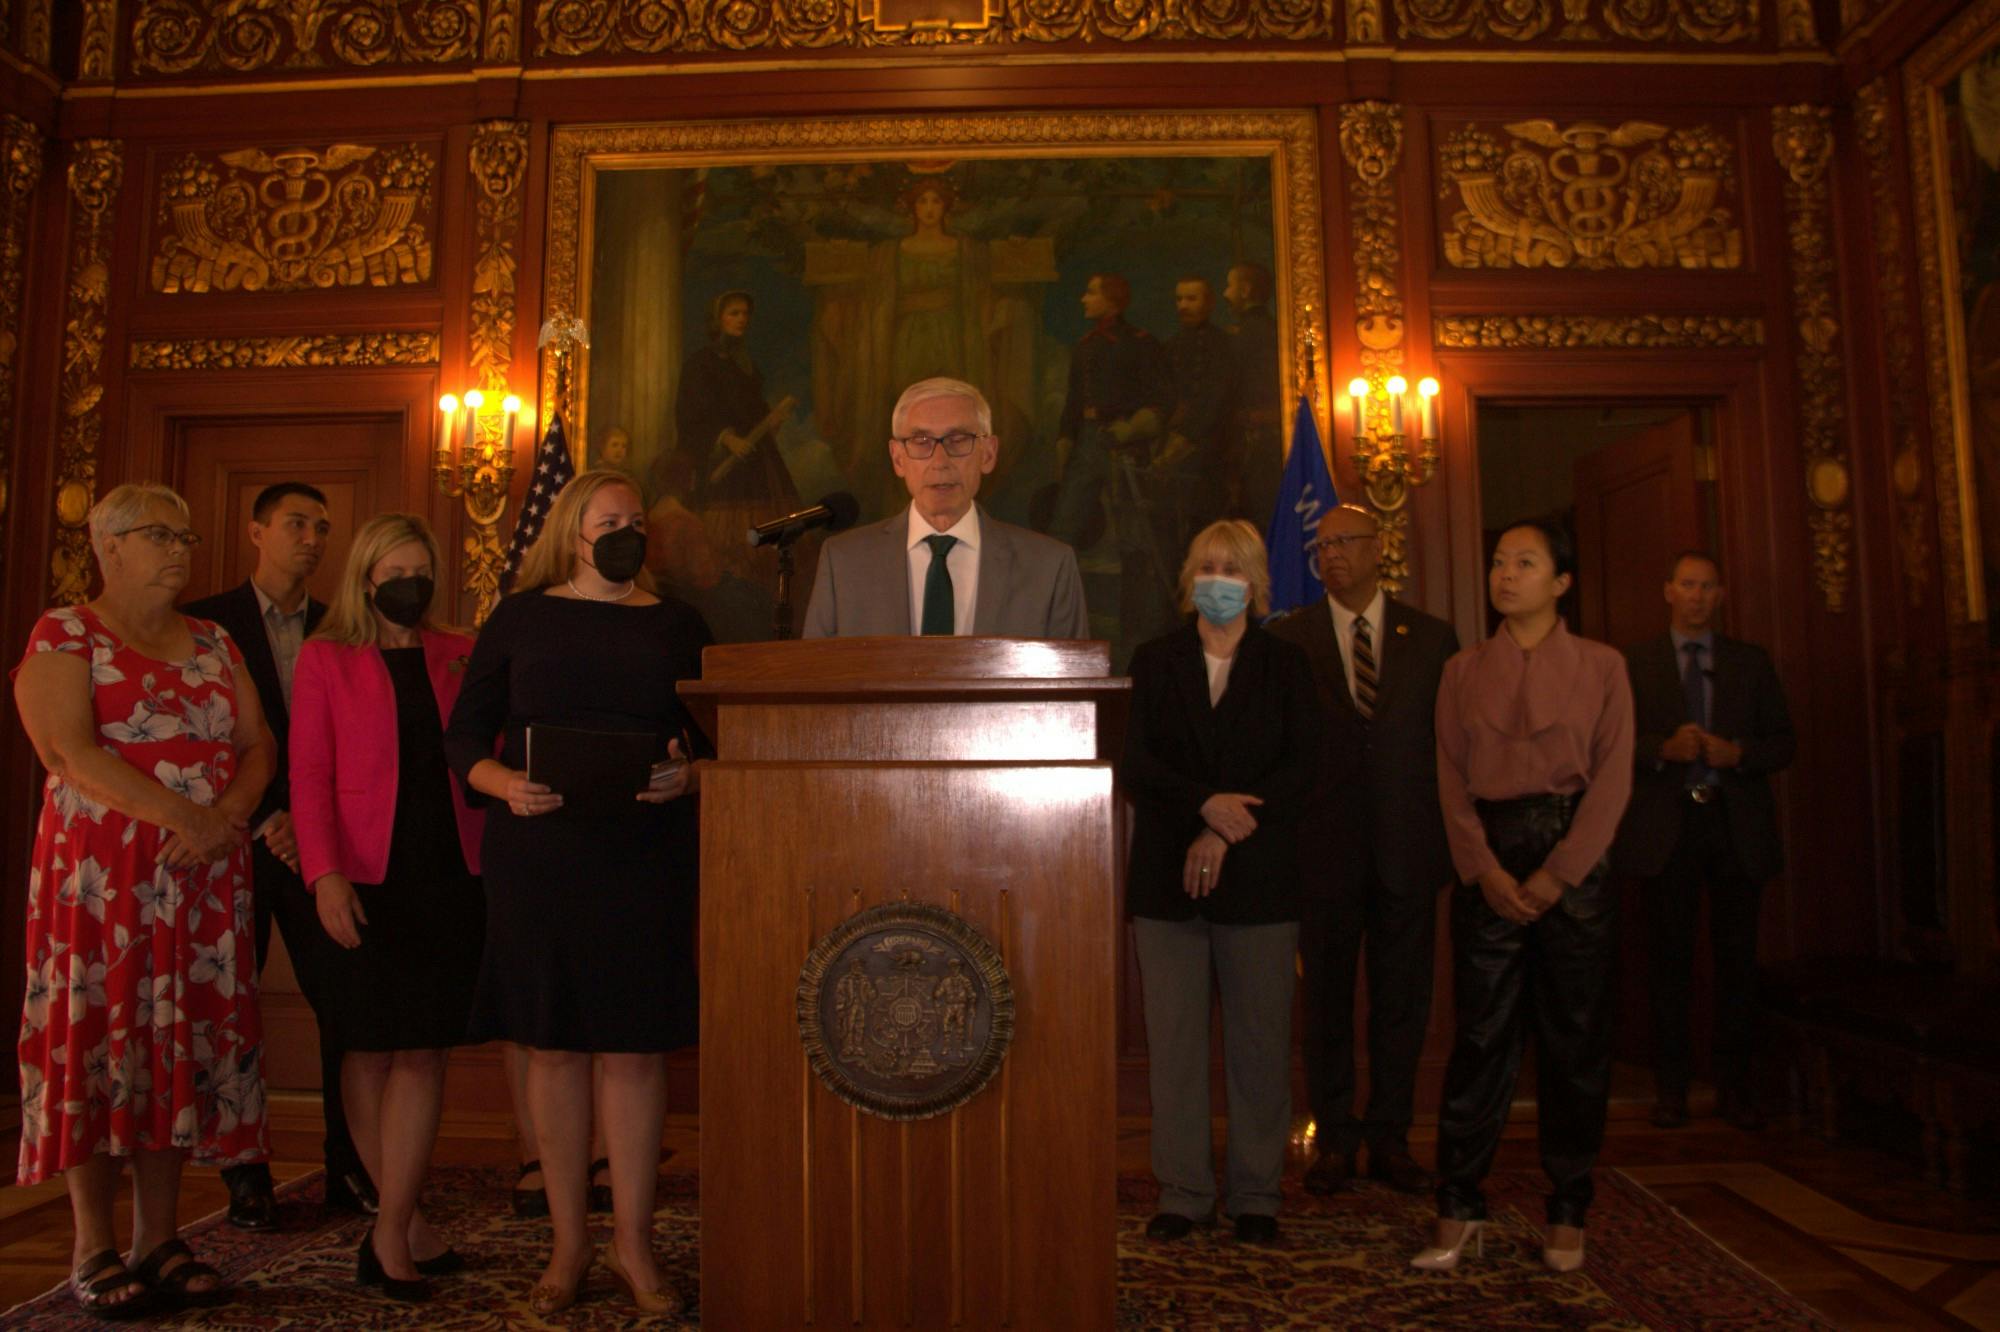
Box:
[320,647,485,1052]
[443,588,711,1053]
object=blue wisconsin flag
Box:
[1264,396,1339,617]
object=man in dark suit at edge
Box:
[1269,502,1459,1194]
[1612,550,1795,1132]
[183,483,375,1225]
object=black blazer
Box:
[181,580,328,823]
[1267,596,1459,899]
[1610,632,1795,883]
[1121,621,1324,925]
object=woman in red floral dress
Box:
[12,483,277,1316]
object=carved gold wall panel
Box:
[130,1,481,75]
[150,142,437,294]
[1433,314,1763,348]
[128,332,442,371]
[1436,120,1742,271]
[461,120,531,624]
[81,0,117,79]
[51,141,121,607]
[1389,0,1756,42]
[1856,78,1930,607]
[0,117,44,546]
[21,1,50,67]
[1772,106,1850,612]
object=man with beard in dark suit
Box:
[183,483,375,1226]
[1612,551,1795,1132]
[1269,502,1458,1194]
[1223,261,1282,525]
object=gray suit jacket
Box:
[801,504,1091,639]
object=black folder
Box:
[524,724,655,815]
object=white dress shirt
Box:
[252,581,309,707]
[905,505,981,635]
[1326,587,1386,701]
[1202,650,1234,706]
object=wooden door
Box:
[1571,412,1702,651]
[169,410,409,1094]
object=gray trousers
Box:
[1133,915,1300,1220]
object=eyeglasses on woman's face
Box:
[893,431,984,459]
[115,524,202,550]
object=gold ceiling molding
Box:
[462,119,531,623]
[1348,0,1385,39]
[128,332,442,371]
[486,0,523,59]
[150,141,437,294]
[1433,313,1763,348]
[532,0,1335,51]
[130,0,480,76]
[81,1,117,79]
[0,117,44,542]
[1436,119,1742,270]
[1772,105,1850,613]
[51,140,121,607]
[1389,0,1756,42]
[1855,78,1929,607]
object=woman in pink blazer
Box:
[290,513,483,1304]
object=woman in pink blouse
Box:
[1412,518,1634,1276]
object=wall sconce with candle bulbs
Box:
[435,387,527,623]
[1343,372,1442,593]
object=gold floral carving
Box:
[1856,79,1929,605]
[130,1,480,75]
[1772,105,1850,612]
[150,142,436,294]
[486,0,522,58]
[1437,120,1742,270]
[462,120,531,624]
[0,118,45,541]
[80,0,117,79]
[1391,0,1755,42]
[1347,0,1386,39]
[129,332,442,371]
[1433,314,1764,348]
[530,0,1335,51]
[21,1,50,67]
[1775,0,1813,45]
[50,141,121,607]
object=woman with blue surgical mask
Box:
[1120,519,1324,1247]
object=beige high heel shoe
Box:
[1542,1223,1586,1273]
[604,1242,685,1317]
[526,1250,594,1317]
[1409,1218,1485,1271]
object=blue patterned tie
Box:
[921,535,958,636]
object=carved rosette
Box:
[464,120,531,623]
[1856,79,1929,607]
[1437,120,1742,270]
[151,142,436,295]
[1390,0,1756,41]
[0,118,45,548]
[51,141,122,606]
[129,332,441,371]
[1433,314,1764,348]
[1772,106,1850,613]
[130,0,481,75]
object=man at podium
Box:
[801,377,1091,638]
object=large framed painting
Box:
[1912,0,2000,633]
[544,112,1326,663]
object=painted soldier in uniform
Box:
[1163,276,1240,533]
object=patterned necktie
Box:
[1351,613,1378,720]
[921,534,958,636]
[1682,640,1713,785]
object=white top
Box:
[905,505,981,635]
[1326,587,1386,702]
[1202,650,1234,706]
[251,581,309,707]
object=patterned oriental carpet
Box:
[2,1166,1830,1329]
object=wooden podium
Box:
[680,637,1128,1330]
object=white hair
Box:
[891,377,992,438]
[88,483,190,552]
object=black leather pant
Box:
[1435,794,1616,1229]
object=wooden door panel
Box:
[1573,414,1701,651]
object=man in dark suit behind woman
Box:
[1612,550,1795,1131]
[183,483,373,1225]
[1269,502,1458,1195]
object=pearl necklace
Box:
[566,576,636,602]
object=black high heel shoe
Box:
[356,1233,433,1303]
[587,1156,613,1214]
[512,1159,549,1219]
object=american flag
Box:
[499,410,575,595]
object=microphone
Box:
[748,492,859,548]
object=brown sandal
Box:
[69,1250,151,1320]
[133,1236,228,1307]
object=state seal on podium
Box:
[796,902,1015,1120]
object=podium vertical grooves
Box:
[802,885,815,1325]
[1000,887,1014,1328]
[950,1107,963,1328]
[900,1120,913,1327]
[850,1102,863,1322]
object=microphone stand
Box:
[771,532,799,640]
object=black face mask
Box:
[370,574,434,629]
[591,525,647,583]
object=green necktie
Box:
[921,534,958,636]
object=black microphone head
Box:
[819,491,860,532]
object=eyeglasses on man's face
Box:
[1310,533,1376,554]
[893,431,984,459]
[115,524,202,550]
